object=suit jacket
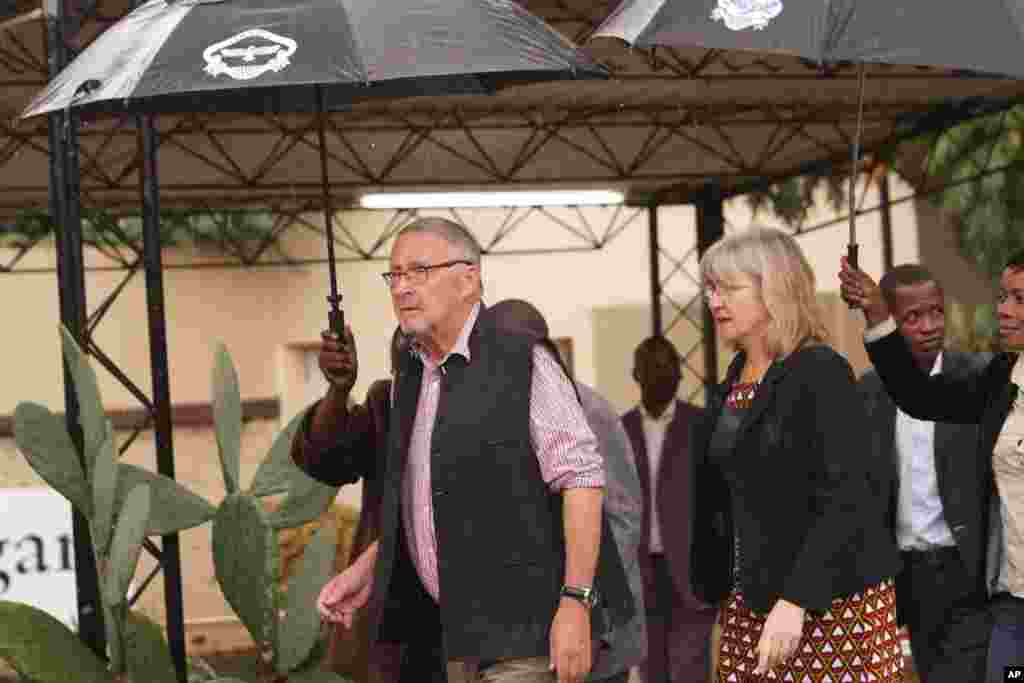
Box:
[577,383,646,679]
[291,378,400,683]
[858,350,992,598]
[865,329,1020,595]
[690,345,902,615]
[622,399,705,606]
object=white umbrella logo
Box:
[711,0,783,31]
[203,29,298,81]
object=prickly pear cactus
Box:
[210,344,350,681]
[3,328,216,681]
[212,494,275,654]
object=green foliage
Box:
[277,523,339,672]
[924,106,1024,281]
[60,325,108,475]
[0,601,111,683]
[745,170,853,227]
[124,611,179,683]
[115,463,216,536]
[267,471,339,530]
[91,425,119,557]
[105,484,152,608]
[248,410,308,498]
[212,494,273,651]
[4,337,348,682]
[212,344,243,494]
[12,403,91,516]
[1,207,282,261]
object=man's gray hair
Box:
[397,216,482,264]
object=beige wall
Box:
[0,176,990,652]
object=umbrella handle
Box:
[328,304,345,338]
[846,242,860,310]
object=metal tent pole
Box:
[696,182,724,402]
[45,0,105,657]
[137,113,187,682]
[648,203,663,336]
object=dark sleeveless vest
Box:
[368,309,633,661]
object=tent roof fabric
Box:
[1,0,1021,216]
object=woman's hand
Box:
[753,598,805,676]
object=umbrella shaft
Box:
[316,86,342,320]
[848,62,867,253]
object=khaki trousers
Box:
[446,656,557,683]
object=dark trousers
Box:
[641,553,714,683]
[987,593,1024,683]
[400,639,447,683]
[898,547,990,683]
[396,593,447,683]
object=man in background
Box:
[857,264,991,682]
[488,298,647,683]
[622,337,713,683]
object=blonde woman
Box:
[691,228,903,681]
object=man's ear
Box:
[460,264,481,295]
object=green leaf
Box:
[13,403,92,517]
[91,423,118,557]
[59,325,107,476]
[115,464,215,536]
[0,600,111,683]
[212,494,271,645]
[249,410,308,497]
[267,471,338,529]
[277,523,339,673]
[124,611,178,683]
[106,484,151,606]
[212,344,243,494]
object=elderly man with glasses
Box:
[295,216,634,683]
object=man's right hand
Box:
[839,256,890,327]
[317,541,378,628]
[319,326,358,397]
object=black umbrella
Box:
[595,0,1024,268]
[23,0,606,333]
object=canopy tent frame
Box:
[8,1,1022,679]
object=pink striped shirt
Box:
[401,303,604,601]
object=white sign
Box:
[711,0,783,31]
[0,488,77,626]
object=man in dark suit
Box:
[857,264,992,683]
[621,336,714,683]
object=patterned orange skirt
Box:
[716,578,903,682]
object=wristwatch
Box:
[560,584,599,609]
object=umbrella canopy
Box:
[594,0,1024,267]
[23,0,606,336]
[595,0,1024,79]
[23,0,606,118]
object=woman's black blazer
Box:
[690,344,901,615]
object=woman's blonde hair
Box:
[699,227,830,356]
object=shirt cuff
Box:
[557,472,606,490]
[864,316,897,343]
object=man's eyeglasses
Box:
[381,260,473,287]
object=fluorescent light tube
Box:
[359,190,625,209]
